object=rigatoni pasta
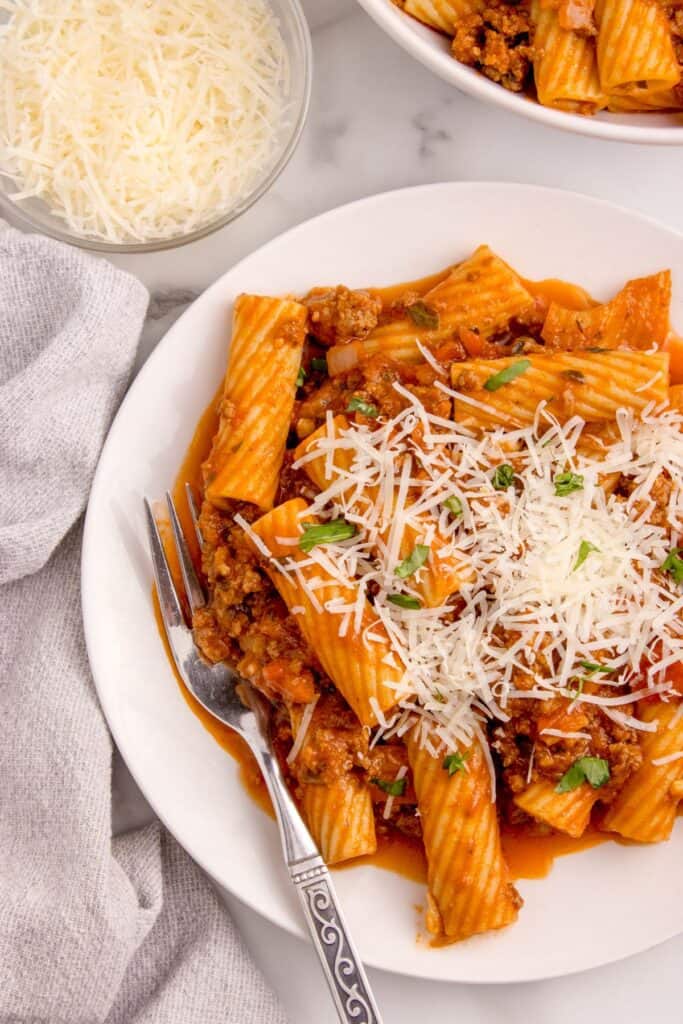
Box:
[392,0,683,118]
[248,498,410,726]
[204,294,306,510]
[532,0,607,114]
[450,350,669,430]
[594,0,680,95]
[403,0,482,32]
[602,700,683,842]
[514,778,600,838]
[328,245,535,374]
[188,244,683,946]
[408,731,521,940]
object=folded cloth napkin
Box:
[0,225,288,1024]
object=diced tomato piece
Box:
[458,327,486,358]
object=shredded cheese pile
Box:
[0,0,289,242]
[244,389,683,764]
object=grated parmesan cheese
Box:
[282,390,683,758]
[382,765,408,821]
[651,751,683,767]
[287,695,319,765]
[0,0,289,242]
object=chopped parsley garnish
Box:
[483,359,531,392]
[347,395,379,418]
[442,752,468,776]
[555,757,610,793]
[296,366,306,388]
[299,519,357,553]
[554,471,584,497]
[586,346,608,353]
[371,776,407,797]
[395,544,430,579]
[662,548,683,585]
[579,660,613,674]
[311,357,328,374]
[492,463,515,491]
[573,539,599,571]
[407,300,439,330]
[565,677,585,700]
[443,495,463,517]
[388,593,422,610]
[562,369,586,383]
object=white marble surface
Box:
[61,0,683,1020]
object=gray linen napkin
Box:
[0,226,288,1024]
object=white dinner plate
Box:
[355,0,683,146]
[83,183,683,983]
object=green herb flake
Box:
[662,548,683,585]
[442,752,468,776]
[433,689,447,704]
[565,677,585,700]
[371,776,407,797]
[395,544,430,579]
[311,357,328,374]
[443,495,463,517]
[483,359,531,392]
[562,369,586,383]
[387,593,422,610]
[579,660,613,674]
[296,366,306,388]
[407,300,440,331]
[347,395,379,419]
[492,464,515,491]
[555,757,610,793]
[299,519,357,554]
[586,346,609,353]
[554,471,584,497]
[573,539,599,571]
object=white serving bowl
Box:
[356,0,683,145]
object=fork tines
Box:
[144,489,205,637]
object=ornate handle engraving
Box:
[291,857,383,1024]
[254,742,383,1023]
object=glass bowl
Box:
[0,0,312,253]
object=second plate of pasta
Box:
[83,182,683,982]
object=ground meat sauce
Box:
[452,0,534,94]
[192,279,654,844]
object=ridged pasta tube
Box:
[407,731,521,941]
[514,778,599,837]
[328,247,535,374]
[250,498,410,725]
[603,701,683,842]
[451,351,669,430]
[204,294,307,510]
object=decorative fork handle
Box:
[290,854,382,1024]
[251,742,383,1024]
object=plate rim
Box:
[83,181,683,984]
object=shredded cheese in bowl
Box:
[0,0,307,247]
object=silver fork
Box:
[144,489,383,1024]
